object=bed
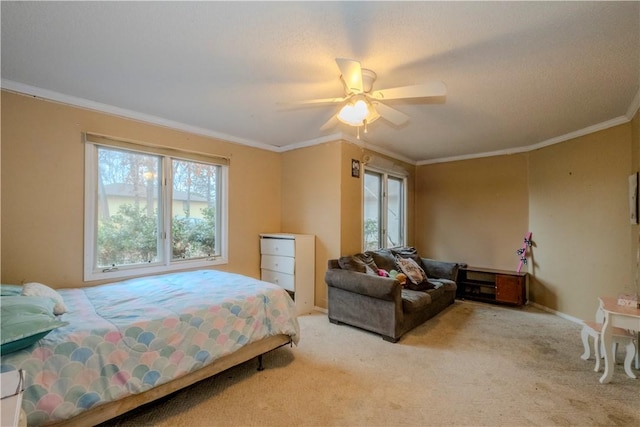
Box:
[0,269,300,426]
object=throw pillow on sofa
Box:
[391,247,423,266]
[396,257,433,291]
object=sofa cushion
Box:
[338,256,366,273]
[391,247,423,267]
[425,283,445,301]
[432,278,457,292]
[366,249,396,272]
[353,253,379,275]
[401,289,432,312]
[338,254,378,275]
[421,258,460,282]
[399,282,448,313]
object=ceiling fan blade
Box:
[370,81,446,100]
[336,58,363,93]
[373,102,410,126]
[366,105,381,124]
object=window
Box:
[84,134,228,281]
[363,169,406,251]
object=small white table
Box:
[599,296,640,384]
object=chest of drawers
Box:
[259,233,315,315]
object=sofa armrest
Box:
[325,269,401,301]
[420,258,459,282]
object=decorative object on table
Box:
[1,369,24,427]
[617,293,639,308]
[516,231,532,273]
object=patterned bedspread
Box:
[0,270,300,426]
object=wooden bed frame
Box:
[50,334,292,426]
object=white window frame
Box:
[363,166,407,251]
[83,134,228,281]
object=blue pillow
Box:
[0,296,68,355]
[1,284,23,296]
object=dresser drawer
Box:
[260,254,295,274]
[260,238,295,257]
[261,269,295,292]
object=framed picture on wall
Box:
[351,159,360,178]
[629,172,638,224]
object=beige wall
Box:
[340,143,364,256]
[417,120,636,320]
[280,142,342,309]
[280,141,417,309]
[416,154,529,268]
[1,90,281,287]
[528,124,632,319]
[3,89,638,319]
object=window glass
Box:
[96,147,162,268]
[364,171,382,251]
[171,159,220,260]
[85,138,227,281]
[363,169,406,251]
[387,176,404,247]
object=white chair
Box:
[580,307,639,378]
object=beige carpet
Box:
[102,301,639,426]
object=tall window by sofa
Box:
[363,169,406,251]
[84,134,228,281]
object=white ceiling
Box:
[2,1,639,163]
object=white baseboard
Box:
[529,301,583,325]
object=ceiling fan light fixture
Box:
[337,98,369,126]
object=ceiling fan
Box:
[287,58,446,137]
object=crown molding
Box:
[418,115,632,166]
[4,79,638,167]
[277,131,417,165]
[627,87,640,120]
[275,133,344,152]
[0,79,279,153]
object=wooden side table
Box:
[457,266,527,306]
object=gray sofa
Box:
[325,247,459,342]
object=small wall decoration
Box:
[351,159,360,178]
[630,172,638,224]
